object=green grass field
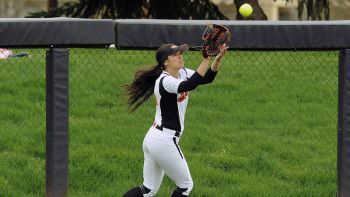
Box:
[0,49,338,196]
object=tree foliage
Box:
[297,0,329,20]
[27,0,227,20]
[27,0,330,20]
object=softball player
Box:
[123,43,227,197]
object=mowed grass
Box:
[0,49,338,196]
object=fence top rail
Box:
[0,18,115,48]
[116,19,350,50]
[1,18,350,49]
[116,19,350,26]
[0,18,110,22]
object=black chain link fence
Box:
[0,48,338,196]
[0,48,46,196]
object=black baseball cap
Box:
[156,44,189,66]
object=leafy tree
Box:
[28,0,330,20]
[28,0,227,20]
[297,0,329,20]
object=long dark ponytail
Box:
[124,64,162,112]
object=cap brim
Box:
[170,44,189,55]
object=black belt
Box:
[155,125,180,137]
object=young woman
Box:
[123,43,227,197]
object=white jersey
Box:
[153,68,195,132]
[141,66,217,196]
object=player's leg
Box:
[123,150,164,197]
[168,156,193,196]
[155,137,193,196]
[123,130,164,197]
[142,148,165,197]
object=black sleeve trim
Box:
[177,72,204,93]
[201,68,218,84]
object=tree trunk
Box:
[234,0,268,20]
[48,0,58,10]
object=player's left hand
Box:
[215,44,228,61]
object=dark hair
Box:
[124,43,188,112]
[124,64,162,112]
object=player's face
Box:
[166,51,184,70]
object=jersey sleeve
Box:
[201,68,218,84]
[162,69,210,94]
[162,76,183,94]
[177,72,204,93]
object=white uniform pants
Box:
[142,127,193,196]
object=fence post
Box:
[46,48,69,197]
[338,49,350,197]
